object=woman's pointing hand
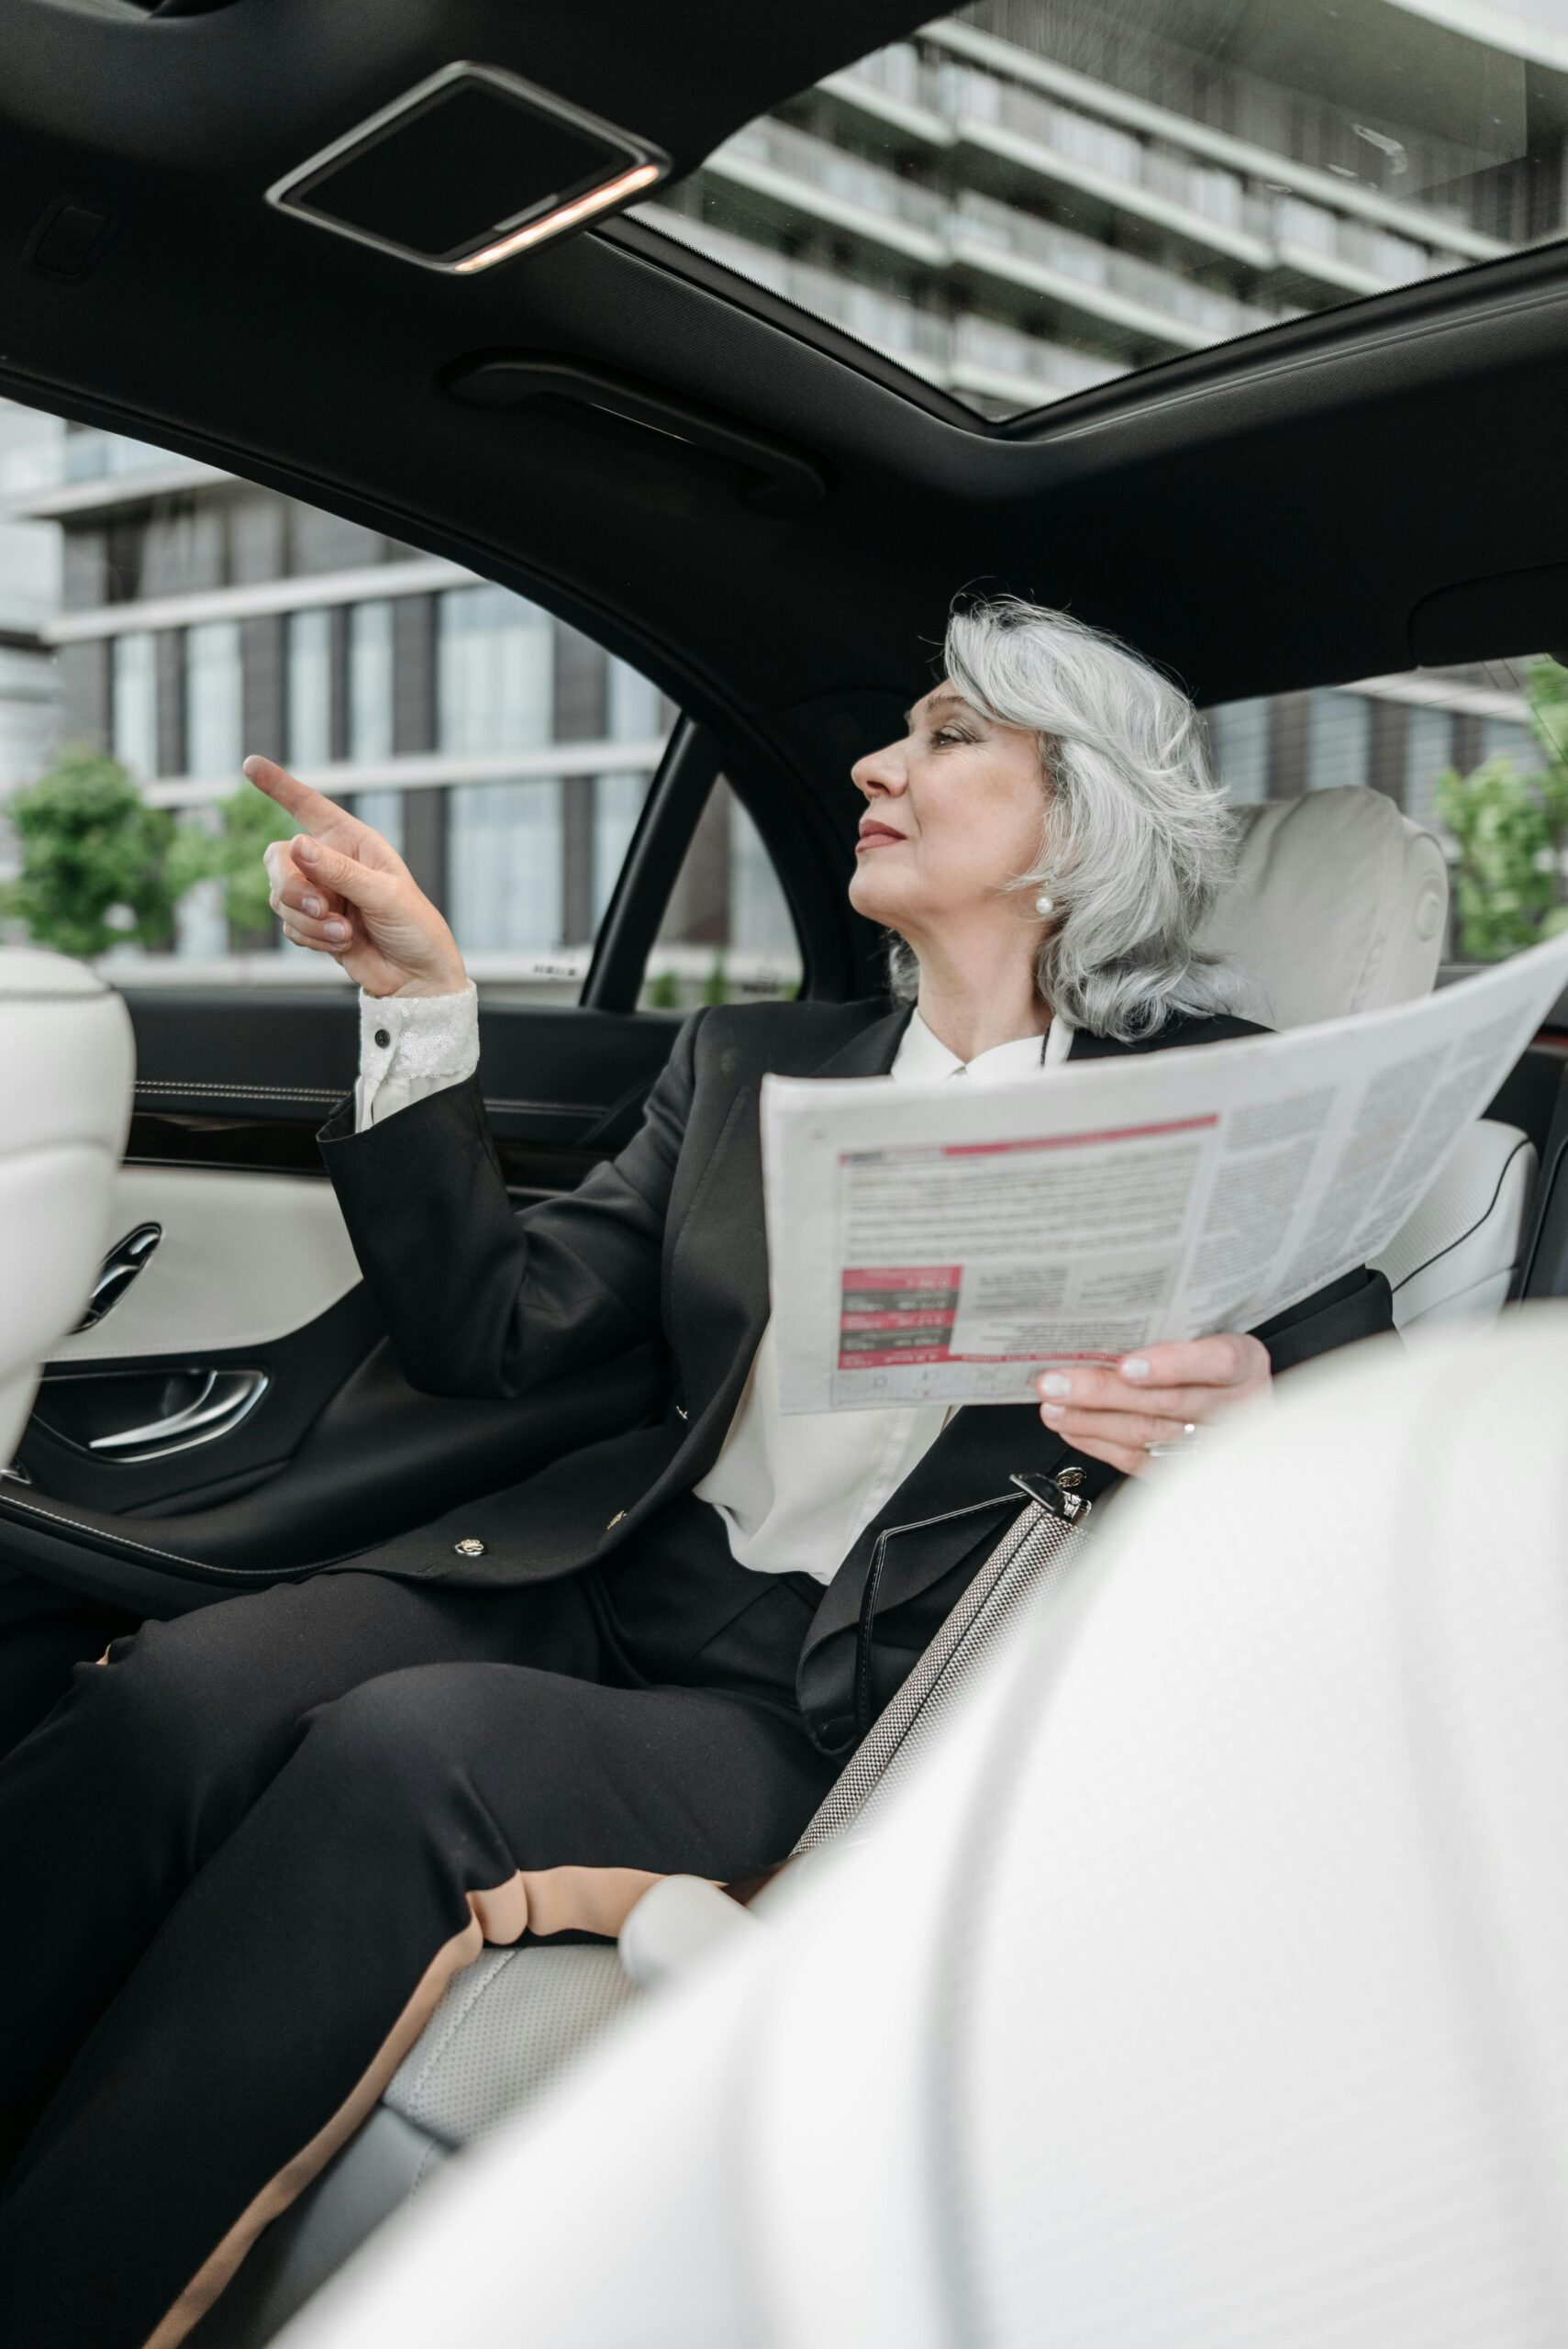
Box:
[245,755,470,1000]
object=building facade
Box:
[4,0,1567,977]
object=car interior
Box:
[5,0,1568,2336]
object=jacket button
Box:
[374,1028,391,1050]
[606,1510,627,1529]
[1055,1466,1086,1491]
[453,1536,486,1556]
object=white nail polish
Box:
[1040,1372,1072,1398]
[1121,1357,1151,1381]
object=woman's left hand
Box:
[1036,1332,1272,1477]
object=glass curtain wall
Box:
[111,632,158,782]
[440,584,560,952]
[287,607,332,768]
[347,597,403,849]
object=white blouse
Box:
[354,991,1073,1586]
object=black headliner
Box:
[6,0,1568,751]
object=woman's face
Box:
[847,682,1049,945]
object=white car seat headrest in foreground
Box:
[0,948,135,1465]
[1200,786,1449,1029]
[285,1313,1568,2349]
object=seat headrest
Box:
[1198,787,1448,1030]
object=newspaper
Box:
[762,930,1568,1412]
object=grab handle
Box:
[445,355,828,516]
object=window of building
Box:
[287,607,332,769]
[1205,695,1270,805]
[346,597,404,852]
[438,584,552,753]
[183,618,242,780]
[1403,702,1453,833]
[348,599,393,763]
[111,631,158,782]
[632,1,1565,422]
[1307,688,1372,794]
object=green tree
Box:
[0,749,177,957]
[702,949,731,1007]
[1438,660,1568,962]
[202,784,297,937]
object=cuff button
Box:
[374,1028,391,1050]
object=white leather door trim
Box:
[47,1167,363,1364]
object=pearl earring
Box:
[1035,892,1056,917]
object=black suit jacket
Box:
[319,1000,1393,1752]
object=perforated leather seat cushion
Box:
[384,1944,637,2148]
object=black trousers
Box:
[0,1496,835,2349]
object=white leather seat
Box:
[1203,787,1535,1326]
[0,950,135,1468]
[285,1313,1568,2349]
[1200,785,1449,1029]
[1373,1117,1538,1330]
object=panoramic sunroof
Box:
[631,0,1568,420]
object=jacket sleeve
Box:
[1252,1265,1396,1375]
[317,1009,706,1400]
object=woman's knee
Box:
[76,1598,299,1806]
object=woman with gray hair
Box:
[0,598,1391,2349]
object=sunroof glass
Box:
[631,0,1568,420]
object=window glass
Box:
[1306,687,1372,794]
[0,391,768,1001]
[447,779,565,956]
[348,599,394,762]
[346,598,404,852]
[634,1,1568,420]
[438,584,552,753]
[287,608,332,768]
[111,631,158,782]
[1207,654,1568,965]
[184,618,242,780]
[642,778,801,1009]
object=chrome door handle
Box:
[73,1223,162,1333]
[88,1369,269,1461]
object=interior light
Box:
[453,162,663,273]
[266,62,669,276]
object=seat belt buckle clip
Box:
[1009,1468,1092,1523]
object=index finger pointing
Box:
[242,754,357,840]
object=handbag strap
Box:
[792,1472,1093,1854]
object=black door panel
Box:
[123,990,685,1154]
[2,993,687,1615]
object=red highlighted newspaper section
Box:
[838,1264,958,1368]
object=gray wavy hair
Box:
[887,596,1244,1041]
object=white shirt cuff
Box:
[353,983,480,1131]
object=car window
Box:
[640,775,802,1011]
[632,0,1568,424]
[0,397,801,1003]
[1204,654,1568,966]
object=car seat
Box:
[0,949,135,1469]
[280,1310,1568,2349]
[1200,788,1536,1328]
